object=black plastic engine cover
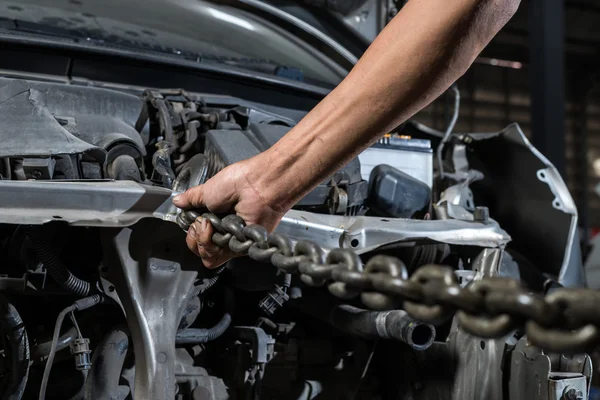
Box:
[205,122,367,213]
[367,164,431,218]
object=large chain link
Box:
[177,211,600,354]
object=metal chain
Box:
[177,211,600,354]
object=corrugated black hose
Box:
[190,266,225,298]
[176,313,232,344]
[26,226,91,297]
[190,275,220,298]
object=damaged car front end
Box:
[0,1,589,399]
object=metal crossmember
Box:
[178,211,599,354]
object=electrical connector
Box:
[70,338,92,370]
[259,285,289,316]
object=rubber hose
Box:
[155,99,174,145]
[83,326,129,400]
[27,226,91,297]
[109,155,141,182]
[176,313,232,344]
[436,85,460,180]
[206,313,232,341]
[33,314,95,359]
[328,305,435,351]
[31,326,78,359]
[73,295,106,310]
[0,294,29,400]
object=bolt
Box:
[474,206,489,223]
[563,387,584,400]
[31,170,42,179]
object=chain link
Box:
[179,211,600,353]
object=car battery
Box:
[358,135,433,188]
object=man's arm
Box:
[174,0,520,267]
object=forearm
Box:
[253,0,519,210]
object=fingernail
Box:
[201,218,209,231]
[188,223,196,236]
[173,195,181,203]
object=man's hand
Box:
[173,155,285,269]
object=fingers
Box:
[186,217,233,269]
[197,218,220,257]
[173,184,204,209]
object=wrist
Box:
[246,145,311,212]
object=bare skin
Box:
[173,0,521,268]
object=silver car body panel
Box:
[0,179,510,253]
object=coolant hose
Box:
[27,226,91,297]
[176,313,232,344]
[0,294,30,400]
[108,155,142,182]
[84,326,129,400]
[32,313,96,359]
[328,305,436,350]
[31,326,78,359]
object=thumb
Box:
[173,185,205,209]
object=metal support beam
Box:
[529,0,565,175]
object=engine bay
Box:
[0,78,588,399]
